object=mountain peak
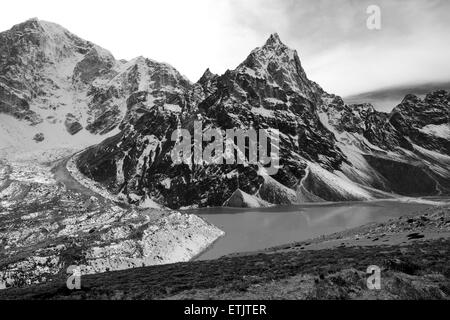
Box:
[11,17,43,32]
[197,68,217,89]
[26,17,40,23]
[10,18,77,38]
[199,68,215,80]
[2,18,94,63]
[236,32,311,90]
[264,33,289,49]
[8,18,74,43]
[265,33,282,45]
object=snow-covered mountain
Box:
[0,19,224,289]
[0,18,190,155]
[1,19,449,209]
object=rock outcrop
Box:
[223,189,271,208]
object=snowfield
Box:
[419,123,450,140]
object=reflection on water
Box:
[189,201,436,260]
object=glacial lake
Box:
[186,200,448,260]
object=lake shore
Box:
[1,204,448,300]
[195,200,443,260]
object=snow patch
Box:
[164,104,182,113]
[251,107,275,118]
[419,124,450,140]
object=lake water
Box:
[187,200,442,260]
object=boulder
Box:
[65,113,83,135]
[33,133,44,142]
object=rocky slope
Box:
[0,18,190,155]
[0,156,223,290]
[75,33,450,209]
[0,19,225,290]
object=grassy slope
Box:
[1,206,449,300]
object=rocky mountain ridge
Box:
[0,19,225,290]
[1,19,449,209]
[75,31,450,208]
[0,18,190,153]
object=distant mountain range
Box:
[344,82,450,112]
[1,19,449,209]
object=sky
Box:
[1,0,450,96]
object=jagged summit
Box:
[264,32,284,47]
[235,32,317,100]
[198,68,217,83]
[245,32,294,61]
[202,68,214,77]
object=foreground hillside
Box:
[1,205,448,300]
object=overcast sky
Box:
[1,0,449,96]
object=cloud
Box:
[0,0,449,95]
[226,0,450,95]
